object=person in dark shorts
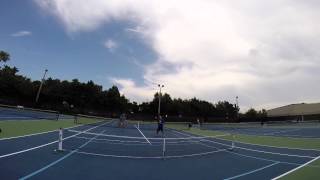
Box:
[157,115,164,135]
[188,122,192,129]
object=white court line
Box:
[0,121,111,159]
[215,135,320,152]
[67,129,228,140]
[176,128,320,152]
[0,119,115,141]
[74,135,198,145]
[74,148,229,159]
[224,162,280,180]
[203,139,316,159]
[19,129,107,180]
[263,129,301,136]
[0,124,84,141]
[272,155,320,180]
[170,129,320,168]
[0,116,41,119]
[135,125,151,145]
[171,129,316,159]
[271,134,320,138]
[170,129,310,167]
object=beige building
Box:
[267,103,320,118]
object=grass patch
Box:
[0,119,78,139]
[279,159,320,180]
[0,117,106,139]
[178,128,320,179]
[172,127,320,150]
[76,117,104,125]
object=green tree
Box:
[258,109,267,117]
[245,108,258,119]
[0,51,10,63]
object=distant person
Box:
[0,128,2,133]
[196,118,201,128]
[156,115,165,136]
[119,113,127,128]
[188,122,192,129]
[74,115,78,124]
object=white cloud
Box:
[35,0,320,111]
[11,31,32,37]
[111,78,155,102]
[104,39,118,51]
[125,26,144,34]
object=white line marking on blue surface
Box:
[74,148,228,159]
[272,154,320,180]
[0,121,111,158]
[0,123,85,141]
[263,129,301,136]
[223,162,279,180]
[134,125,151,145]
[19,129,106,180]
[170,130,318,167]
[202,139,316,159]
[221,136,320,152]
[171,128,320,153]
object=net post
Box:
[231,134,235,151]
[162,138,166,159]
[138,121,140,129]
[58,127,63,151]
[74,114,78,124]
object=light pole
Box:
[157,84,164,117]
[35,69,48,103]
[236,96,239,119]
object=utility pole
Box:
[236,96,239,119]
[35,69,48,103]
[157,84,164,117]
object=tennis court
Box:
[0,117,320,180]
[201,121,320,138]
[0,104,73,121]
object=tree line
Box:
[0,50,266,122]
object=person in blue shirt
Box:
[156,115,165,136]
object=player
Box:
[156,115,165,136]
[196,118,201,128]
[118,113,127,128]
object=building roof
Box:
[267,103,320,117]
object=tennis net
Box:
[58,128,234,159]
[75,114,191,131]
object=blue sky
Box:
[0,0,155,88]
[1,0,320,110]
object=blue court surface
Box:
[202,122,320,138]
[0,106,73,121]
[1,120,320,180]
